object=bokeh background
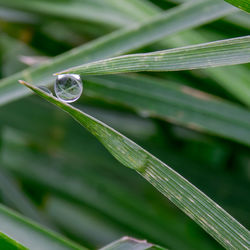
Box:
[0,0,249,249]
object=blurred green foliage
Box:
[0,0,249,249]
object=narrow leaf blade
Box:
[84,74,250,146]
[57,36,250,75]
[20,80,250,250]
[0,204,85,250]
[0,231,27,250]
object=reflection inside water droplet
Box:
[38,86,52,95]
[54,74,83,103]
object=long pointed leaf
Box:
[20,81,250,250]
[57,36,250,75]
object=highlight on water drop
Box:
[54,74,83,103]
[38,86,53,95]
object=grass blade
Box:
[224,12,250,30]
[0,231,27,249]
[100,236,166,250]
[224,0,250,12]
[1,125,222,250]
[0,204,85,250]
[57,36,250,75]
[164,30,250,106]
[0,169,52,228]
[46,196,124,248]
[0,0,133,27]
[19,80,250,250]
[104,0,160,21]
[97,0,250,106]
[0,0,235,107]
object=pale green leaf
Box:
[0,0,133,27]
[0,204,85,250]
[19,81,250,250]
[57,36,250,75]
[104,0,160,21]
[0,169,52,228]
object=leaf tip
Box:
[18,80,26,85]
[18,80,32,88]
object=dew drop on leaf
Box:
[54,74,83,103]
[38,86,52,95]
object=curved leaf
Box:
[19,80,250,250]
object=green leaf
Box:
[205,65,250,106]
[45,196,124,248]
[104,0,160,22]
[19,80,250,250]
[0,0,235,107]
[224,11,250,30]
[84,74,250,146]
[0,169,52,228]
[99,0,250,106]
[1,126,222,250]
[57,36,250,75]
[0,231,27,250]
[0,0,133,27]
[224,0,250,12]
[164,30,250,106]
[0,204,85,250]
[100,236,166,250]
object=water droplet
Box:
[38,86,52,95]
[54,74,83,103]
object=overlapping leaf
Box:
[0,0,235,106]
